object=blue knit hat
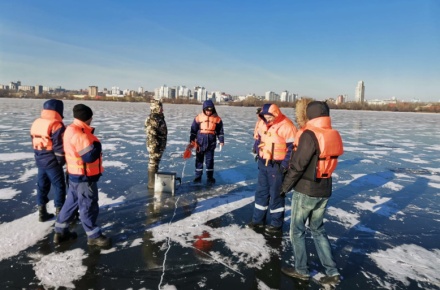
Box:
[43,99,64,118]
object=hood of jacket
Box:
[259,103,285,126]
[202,100,218,115]
[295,98,313,129]
[150,99,163,114]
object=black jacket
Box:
[281,130,332,198]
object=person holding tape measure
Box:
[247,103,297,234]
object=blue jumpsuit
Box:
[55,119,103,239]
[190,100,224,179]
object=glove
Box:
[93,141,102,152]
[277,162,287,174]
[253,140,260,154]
[183,144,192,159]
[56,156,66,167]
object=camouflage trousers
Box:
[148,152,163,172]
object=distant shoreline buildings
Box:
[0,80,301,104]
[0,79,432,104]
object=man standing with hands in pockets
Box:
[280,101,343,285]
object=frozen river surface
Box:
[0,98,440,290]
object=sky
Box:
[0,0,439,101]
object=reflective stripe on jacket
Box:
[195,113,221,134]
[302,116,343,179]
[64,119,103,178]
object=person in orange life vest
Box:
[54,104,111,248]
[190,100,224,185]
[30,99,66,222]
[248,103,297,234]
[280,101,343,285]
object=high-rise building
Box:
[265,91,273,101]
[355,81,365,103]
[9,81,21,90]
[177,86,191,98]
[169,87,176,99]
[280,90,289,102]
[156,85,170,99]
[265,91,280,101]
[280,90,297,102]
[336,95,345,105]
[194,86,207,102]
[89,86,98,97]
[111,86,122,96]
[35,85,43,95]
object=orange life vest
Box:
[64,119,103,177]
[254,119,264,140]
[258,121,289,162]
[195,113,221,134]
[301,117,343,178]
[30,110,64,151]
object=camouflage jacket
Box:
[145,113,167,153]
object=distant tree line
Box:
[328,101,440,113]
[1,89,439,113]
[229,96,440,113]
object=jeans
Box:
[36,165,66,208]
[290,191,339,276]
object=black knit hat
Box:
[73,104,93,122]
[306,101,330,120]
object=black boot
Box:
[88,234,112,248]
[53,231,77,244]
[207,172,215,185]
[38,205,54,222]
[148,170,156,189]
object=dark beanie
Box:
[73,104,93,122]
[306,101,330,120]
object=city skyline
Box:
[1,1,439,102]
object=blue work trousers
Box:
[252,158,285,227]
[195,149,215,178]
[290,191,339,276]
[55,180,102,239]
[36,165,66,208]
